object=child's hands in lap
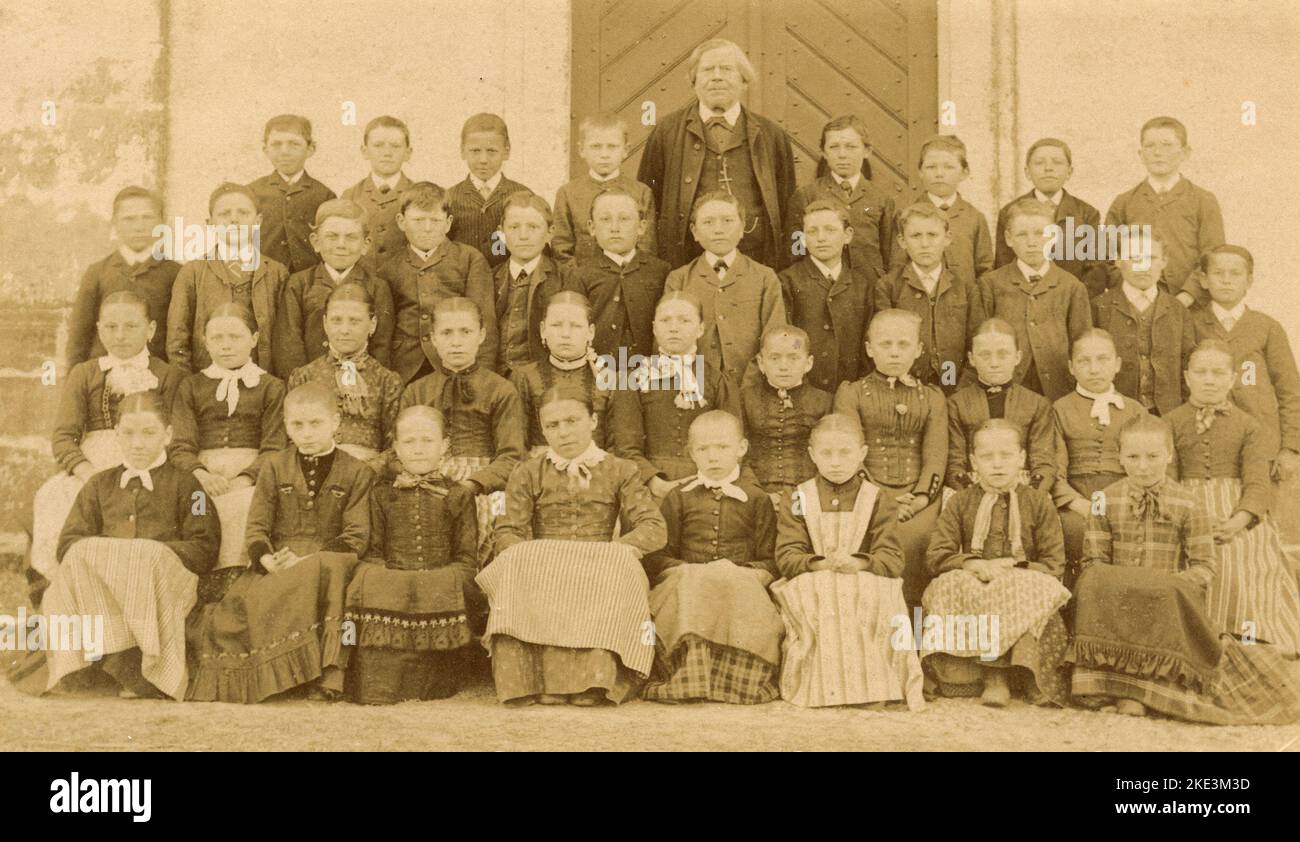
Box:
[648,476,682,499]
[896,493,929,521]
[195,469,231,497]
[1212,512,1251,544]
[228,475,253,492]
[1067,498,1092,518]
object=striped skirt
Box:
[29,431,121,579]
[186,551,361,703]
[770,570,925,709]
[476,539,654,703]
[41,537,198,700]
[198,448,258,570]
[1186,478,1300,657]
[642,561,784,704]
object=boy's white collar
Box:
[810,254,841,279]
[705,249,739,269]
[118,244,154,266]
[510,255,543,278]
[831,172,861,190]
[1146,173,1182,194]
[1033,188,1064,205]
[371,172,403,191]
[470,172,503,193]
[279,170,305,185]
[589,169,621,182]
[604,248,636,266]
[1017,258,1050,281]
[1211,300,1246,322]
[323,263,353,283]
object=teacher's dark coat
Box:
[637,101,796,270]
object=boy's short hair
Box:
[761,324,812,354]
[1004,197,1056,228]
[689,409,743,443]
[867,308,922,341]
[972,317,1020,349]
[116,391,170,427]
[1071,327,1117,358]
[1188,337,1234,369]
[363,115,410,147]
[802,198,851,229]
[577,112,628,145]
[815,115,873,180]
[686,38,756,85]
[395,404,444,439]
[314,198,370,236]
[1200,244,1254,275]
[689,190,744,225]
[918,134,969,170]
[1025,137,1073,168]
[284,382,338,416]
[398,182,450,216]
[461,113,510,146]
[501,190,553,227]
[590,186,643,221]
[112,185,163,218]
[434,296,483,328]
[1118,413,1173,452]
[1140,116,1188,147]
[972,418,1025,451]
[810,412,864,446]
[897,201,949,233]
[100,289,150,320]
[263,114,313,145]
[208,182,259,216]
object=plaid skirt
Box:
[41,537,198,700]
[342,563,475,704]
[642,562,784,704]
[29,431,121,579]
[771,570,925,709]
[923,613,1072,705]
[186,551,361,703]
[1187,478,1300,657]
[198,448,258,570]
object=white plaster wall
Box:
[166,0,572,227]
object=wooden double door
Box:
[570,0,939,198]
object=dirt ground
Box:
[3,571,1297,752]
[2,677,1297,752]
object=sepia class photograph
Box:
[0,0,1298,756]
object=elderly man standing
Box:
[638,38,797,271]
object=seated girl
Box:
[510,291,614,455]
[1069,415,1300,725]
[1167,339,1300,656]
[170,302,286,573]
[17,392,219,700]
[478,385,667,706]
[642,411,784,704]
[288,282,401,476]
[29,290,182,591]
[923,419,1071,707]
[773,413,925,709]
[344,406,482,704]
[186,383,375,703]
